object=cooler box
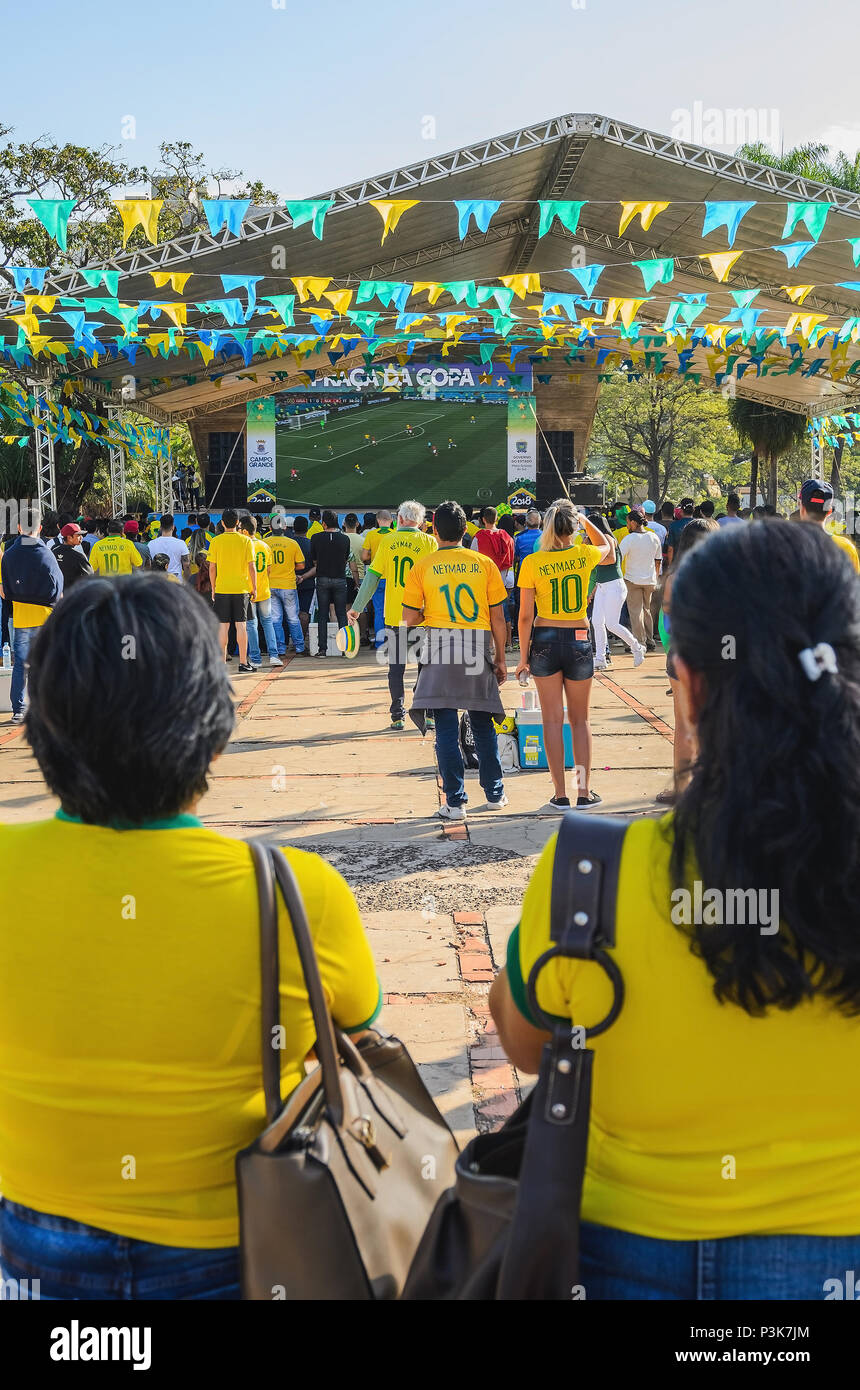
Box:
[516,709,575,770]
[308,622,341,656]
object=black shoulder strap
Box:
[526,813,628,1037]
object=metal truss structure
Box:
[30,382,57,514]
[810,439,824,480]
[106,407,127,515]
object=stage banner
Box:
[507,395,538,507]
[246,397,277,503]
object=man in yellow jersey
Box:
[265,520,308,657]
[239,515,284,669]
[348,500,437,729]
[361,508,394,647]
[205,508,257,671]
[89,520,144,576]
[401,500,508,819]
[306,507,324,539]
[799,478,860,572]
[0,506,63,723]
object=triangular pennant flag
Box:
[113,199,163,247]
[783,202,829,242]
[11,267,48,293]
[476,285,515,314]
[632,257,674,293]
[781,285,814,305]
[848,239,860,267]
[703,250,743,282]
[413,281,444,305]
[499,273,540,300]
[323,288,353,315]
[537,200,585,238]
[772,241,815,268]
[150,271,191,294]
[369,199,419,243]
[78,268,120,296]
[286,198,335,239]
[292,277,331,303]
[701,201,756,248]
[201,198,250,237]
[27,199,76,251]
[618,201,669,235]
[567,263,605,296]
[454,200,501,238]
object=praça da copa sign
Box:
[303,361,533,393]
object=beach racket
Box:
[335,623,360,658]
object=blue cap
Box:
[643,499,656,514]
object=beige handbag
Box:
[237,842,458,1300]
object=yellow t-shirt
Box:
[371,528,438,627]
[266,535,305,590]
[401,545,507,630]
[89,537,143,577]
[248,537,272,602]
[465,520,479,538]
[0,815,381,1248]
[306,521,323,539]
[518,544,603,623]
[206,530,255,595]
[364,526,392,563]
[11,602,52,629]
[511,815,860,1239]
[831,532,860,573]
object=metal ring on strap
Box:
[526,946,624,1040]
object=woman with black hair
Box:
[0,577,381,1299]
[492,520,860,1299]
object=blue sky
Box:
[4,0,857,196]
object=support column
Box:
[158,447,173,515]
[31,382,57,514]
[107,408,127,516]
[810,437,824,482]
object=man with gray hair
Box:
[349,500,437,729]
[0,506,63,723]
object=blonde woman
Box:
[516,499,613,808]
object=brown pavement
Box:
[0,643,673,1145]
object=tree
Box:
[737,139,860,193]
[587,376,738,502]
[0,129,277,508]
[727,398,807,508]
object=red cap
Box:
[60,523,83,539]
[123,520,139,536]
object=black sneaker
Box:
[237,663,255,673]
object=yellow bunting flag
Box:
[196,341,215,365]
[781,285,814,305]
[151,271,192,293]
[705,324,731,349]
[413,282,444,305]
[159,303,187,328]
[499,273,541,299]
[114,199,163,247]
[618,201,669,236]
[24,295,56,314]
[323,288,353,315]
[703,251,742,283]
[292,276,331,302]
[8,312,41,339]
[369,199,419,243]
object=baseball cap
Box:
[642,499,656,514]
[60,523,83,539]
[800,478,834,510]
[123,520,139,536]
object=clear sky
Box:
[3,0,857,197]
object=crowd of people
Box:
[0,480,857,1301]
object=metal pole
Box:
[810,436,824,482]
[107,407,127,516]
[30,380,57,514]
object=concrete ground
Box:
[0,641,673,1147]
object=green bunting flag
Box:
[537,200,586,239]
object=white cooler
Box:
[308,621,341,656]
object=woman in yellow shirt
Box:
[491,519,860,1299]
[0,576,380,1300]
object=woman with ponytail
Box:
[516,498,613,807]
[492,520,860,1298]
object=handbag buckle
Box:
[350,1115,391,1171]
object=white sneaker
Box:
[632,644,645,668]
[10,712,24,725]
[436,803,466,821]
[484,794,509,810]
[594,658,608,671]
[268,656,283,667]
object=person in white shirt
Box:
[148,515,190,580]
[717,492,744,527]
[618,506,662,649]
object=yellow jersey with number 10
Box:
[371,528,437,627]
[401,545,506,630]
[89,537,143,577]
[266,535,305,590]
[518,544,603,623]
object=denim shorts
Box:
[529,627,594,681]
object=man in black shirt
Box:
[309,510,350,658]
[54,524,94,589]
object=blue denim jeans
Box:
[0,1199,240,1300]
[246,597,281,664]
[433,707,503,806]
[10,624,34,716]
[269,587,305,655]
[580,1220,860,1300]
